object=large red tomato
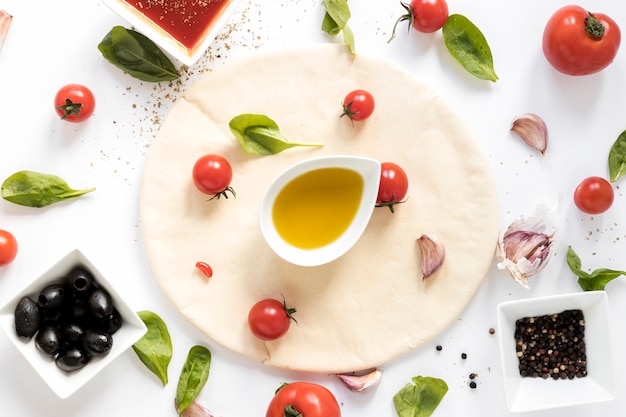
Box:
[265,382,341,417]
[542,5,621,75]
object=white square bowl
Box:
[0,249,147,399]
[103,0,243,66]
[496,291,615,413]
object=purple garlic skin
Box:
[511,113,548,156]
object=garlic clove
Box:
[175,400,216,417]
[0,10,12,50]
[417,234,446,280]
[336,368,383,393]
[511,113,548,156]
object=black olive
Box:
[69,296,89,321]
[95,308,122,334]
[65,266,94,295]
[82,329,113,356]
[14,297,41,338]
[87,288,113,318]
[60,322,85,344]
[56,346,90,372]
[37,283,67,311]
[35,325,62,357]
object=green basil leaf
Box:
[1,170,95,208]
[98,26,179,82]
[322,0,356,54]
[229,114,323,155]
[442,14,498,82]
[393,376,448,417]
[132,311,173,386]
[175,345,212,416]
[566,246,625,291]
[608,130,626,182]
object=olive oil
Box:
[272,168,363,249]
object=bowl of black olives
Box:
[0,249,147,398]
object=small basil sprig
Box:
[175,345,212,416]
[393,375,448,417]
[566,246,625,291]
[132,311,173,386]
[1,170,95,208]
[98,26,180,82]
[442,14,498,82]
[608,130,626,182]
[229,114,323,155]
[322,0,356,54]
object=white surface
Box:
[0,0,625,416]
[497,291,614,413]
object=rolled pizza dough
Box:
[140,44,499,373]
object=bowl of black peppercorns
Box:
[496,291,615,413]
[0,249,147,399]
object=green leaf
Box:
[98,26,180,82]
[393,376,448,417]
[322,0,356,54]
[442,14,498,82]
[229,114,323,155]
[566,246,625,291]
[1,170,95,208]
[175,345,212,416]
[608,130,626,182]
[132,311,173,386]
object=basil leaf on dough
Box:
[442,14,498,82]
[98,26,180,82]
[1,170,95,208]
[566,246,626,291]
[322,0,356,54]
[608,130,626,182]
[393,375,448,417]
[229,114,323,155]
[175,345,212,416]
[132,311,173,386]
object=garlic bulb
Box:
[511,113,548,156]
[337,368,383,393]
[175,400,216,417]
[417,234,446,280]
[0,10,12,50]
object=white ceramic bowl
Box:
[496,291,615,413]
[0,249,147,399]
[259,155,381,267]
[103,0,243,66]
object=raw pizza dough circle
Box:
[140,44,499,374]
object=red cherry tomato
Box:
[0,229,18,266]
[192,154,235,199]
[341,89,375,123]
[265,382,341,417]
[390,0,449,39]
[376,162,409,213]
[54,84,96,122]
[248,297,296,341]
[573,176,614,214]
[542,5,621,76]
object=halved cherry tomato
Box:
[192,154,235,199]
[0,229,18,266]
[341,89,375,123]
[54,84,96,122]
[265,382,341,417]
[542,5,621,76]
[573,176,614,214]
[389,0,449,40]
[376,162,409,213]
[248,297,296,341]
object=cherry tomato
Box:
[0,229,18,266]
[192,154,235,199]
[54,84,96,122]
[573,176,614,214]
[542,5,621,76]
[376,162,409,213]
[341,89,375,123]
[265,382,341,417]
[390,0,449,40]
[248,297,296,341]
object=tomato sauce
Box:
[123,0,232,50]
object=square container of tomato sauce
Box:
[103,0,243,66]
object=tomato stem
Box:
[387,1,414,43]
[281,294,298,325]
[376,198,407,213]
[585,13,605,38]
[208,186,236,201]
[56,98,83,120]
[284,405,303,417]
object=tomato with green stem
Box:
[341,89,375,123]
[377,162,409,213]
[54,84,96,122]
[192,154,236,199]
[248,297,296,341]
[265,382,341,417]
[573,176,614,214]
[0,229,18,266]
[389,0,449,41]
